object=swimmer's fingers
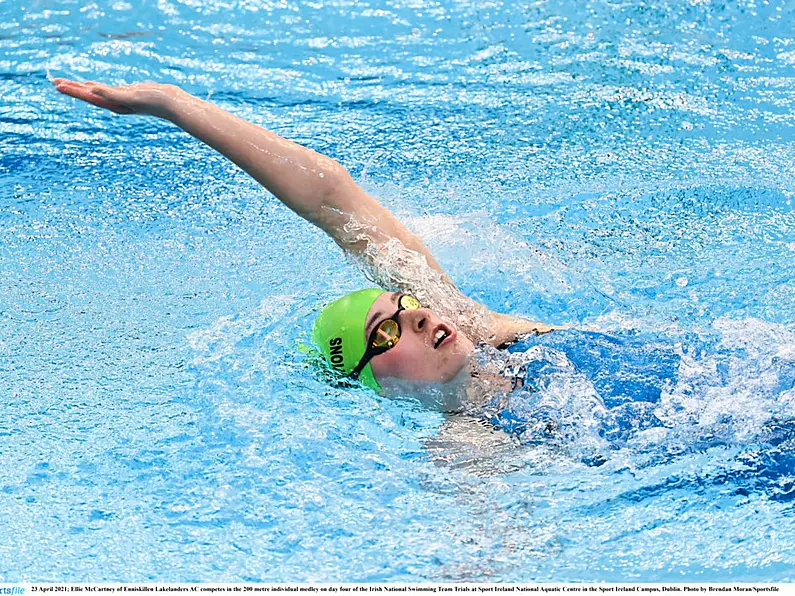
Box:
[528,323,571,337]
[89,85,137,114]
[516,326,554,338]
[537,323,569,334]
[54,79,178,118]
[53,79,135,114]
[532,327,555,336]
[489,313,563,346]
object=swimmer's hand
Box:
[490,313,566,347]
[52,79,178,119]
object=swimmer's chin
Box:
[377,363,473,413]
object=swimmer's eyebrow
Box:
[365,292,400,337]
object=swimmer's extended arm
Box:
[52,79,558,344]
[52,80,448,273]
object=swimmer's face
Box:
[364,292,475,384]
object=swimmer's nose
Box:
[404,307,432,335]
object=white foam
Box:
[187,294,298,365]
[652,317,795,446]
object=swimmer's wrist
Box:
[157,86,194,121]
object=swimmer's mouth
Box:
[433,324,455,349]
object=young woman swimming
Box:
[53,79,560,400]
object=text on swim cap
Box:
[329,337,345,372]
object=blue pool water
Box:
[2,0,795,582]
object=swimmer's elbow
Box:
[318,165,363,213]
[286,161,351,225]
[313,167,418,262]
[315,168,384,236]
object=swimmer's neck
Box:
[377,356,515,413]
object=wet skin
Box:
[365,292,476,385]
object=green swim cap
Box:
[312,288,386,391]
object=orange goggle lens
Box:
[372,319,400,349]
[369,295,421,350]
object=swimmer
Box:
[53,79,561,404]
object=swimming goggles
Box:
[349,293,422,381]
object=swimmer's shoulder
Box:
[489,312,568,348]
